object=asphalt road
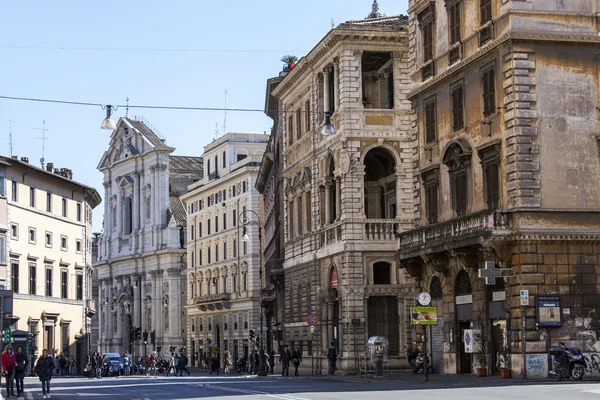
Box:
[15,374,600,400]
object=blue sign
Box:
[536,294,562,327]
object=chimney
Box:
[53,168,60,174]
[46,162,54,172]
[11,155,18,160]
[20,157,29,163]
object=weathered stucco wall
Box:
[536,43,600,210]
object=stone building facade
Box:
[181,133,267,367]
[271,6,414,373]
[95,117,202,356]
[256,73,287,355]
[5,156,100,372]
[397,0,600,378]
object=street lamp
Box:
[101,105,117,130]
[239,209,267,377]
[321,111,336,136]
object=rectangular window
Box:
[11,181,17,202]
[233,274,237,292]
[424,97,436,143]
[76,240,82,253]
[480,0,492,25]
[288,115,294,146]
[451,83,464,131]
[423,20,433,62]
[223,241,227,260]
[223,213,227,230]
[232,185,236,197]
[10,224,18,240]
[11,260,18,293]
[208,248,211,264]
[76,274,83,300]
[28,228,36,244]
[45,232,53,248]
[215,216,219,232]
[449,1,461,45]
[46,267,53,297]
[30,187,36,207]
[191,224,195,241]
[453,171,468,217]
[0,234,5,266]
[61,270,68,299]
[288,201,294,240]
[482,151,500,210]
[482,67,496,117]
[242,272,247,291]
[243,241,247,256]
[242,181,247,193]
[223,189,226,201]
[77,203,82,222]
[145,197,151,219]
[297,196,303,236]
[61,198,67,217]
[199,249,203,266]
[222,150,226,169]
[29,264,36,295]
[215,244,219,262]
[306,191,312,232]
[305,101,311,133]
[296,109,302,140]
[222,275,227,293]
[46,192,52,212]
[207,219,211,235]
[233,210,237,226]
[61,235,68,251]
[0,176,5,197]
[233,239,237,258]
[424,175,439,224]
[191,251,195,268]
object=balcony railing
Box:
[364,219,400,241]
[319,222,342,247]
[208,171,220,181]
[195,293,231,311]
[86,299,96,316]
[397,210,511,252]
[265,258,284,278]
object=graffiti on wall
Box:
[583,353,600,377]
[526,354,547,378]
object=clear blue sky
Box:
[0,0,409,231]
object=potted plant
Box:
[498,345,511,378]
[281,55,299,71]
[474,316,489,377]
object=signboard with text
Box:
[411,306,438,325]
[536,294,562,327]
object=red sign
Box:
[330,267,338,289]
[307,314,319,326]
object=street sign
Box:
[520,289,529,306]
[310,326,315,333]
[479,261,504,285]
[307,313,319,326]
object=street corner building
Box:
[94,117,203,356]
[181,133,268,367]
[267,4,416,374]
[396,0,600,378]
[3,155,100,372]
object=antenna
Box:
[8,120,14,157]
[33,119,49,168]
[125,97,130,117]
[214,123,219,140]
[223,89,228,136]
[331,18,335,29]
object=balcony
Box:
[265,258,284,279]
[86,299,96,317]
[208,171,220,181]
[319,222,342,247]
[194,293,231,311]
[397,210,511,256]
[364,219,400,241]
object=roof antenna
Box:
[331,18,335,29]
[214,123,219,141]
[8,119,14,157]
[33,119,49,168]
[125,97,130,117]
[223,89,228,136]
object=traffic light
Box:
[135,327,141,341]
[143,331,148,345]
[128,326,135,342]
[2,329,10,342]
[249,329,256,342]
[255,338,260,347]
[150,330,156,345]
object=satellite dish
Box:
[40,157,45,164]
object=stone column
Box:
[116,187,123,237]
[133,172,140,233]
[103,181,110,236]
[335,178,341,222]
[333,60,340,112]
[324,180,332,225]
[323,67,330,117]
[133,273,141,328]
[167,267,183,344]
[327,300,335,347]
[395,166,403,220]
[150,270,163,349]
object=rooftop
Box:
[203,132,269,154]
[169,155,204,176]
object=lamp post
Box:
[239,209,267,377]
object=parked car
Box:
[103,353,123,376]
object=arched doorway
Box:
[367,261,399,355]
[455,270,473,374]
[363,147,397,218]
[328,266,340,352]
[215,324,221,369]
[429,275,443,374]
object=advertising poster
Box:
[411,306,438,325]
[536,294,562,327]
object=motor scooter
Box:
[405,347,432,374]
[549,342,586,381]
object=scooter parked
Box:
[549,342,586,381]
[406,347,432,374]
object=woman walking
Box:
[292,347,302,376]
[35,349,54,399]
[15,345,28,398]
[1,344,16,398]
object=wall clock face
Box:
[417,292,432,306]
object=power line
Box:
[0,45,307,54]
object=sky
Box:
[0,0,409,231]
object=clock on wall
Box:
[417,292,432,306]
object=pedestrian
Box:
[223,351,232,376]
[59,354,67,376]
[15,344,28,397]
[123,353,131,376]
[280,345,291,377]
[292,347,302,376]
[167,352,176,377]
[35,348,54,399]
[69,356,76,376]
[54,354,60,376]
[95,353,102,378]
[2,344,16,398]
[327,342,338,375]
[89,353,97,378]
[178,352,190,376]
[269,351,276,375]
[210,354,220,375]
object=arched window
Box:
[455,270,472,296]
[443,141,473,217]
[430,275,442,300]
[373,261,392,285]
[363,147,397,219]
[222,150,226,168]
[297,284,302,320]
[207,159,211,175]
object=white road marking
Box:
[26,392,34,400]
[582,389,600,394]
[202,384,310,400]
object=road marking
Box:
[202,384,309,400]
[26,393,33,400]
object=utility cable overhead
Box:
[0,45,307,54]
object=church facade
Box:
[94,117,203,356]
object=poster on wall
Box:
[464,329,482,354]
[410,306,438,325]
[536,294,562,327]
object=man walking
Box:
[280,345,291,377]
[327,342,338,375]
[178,352,190,376]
